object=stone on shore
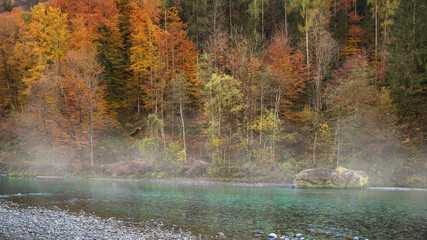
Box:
[294,167,368,188]
[0,200,201,240]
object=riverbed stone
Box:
[268,232,278,239]
[294,167,368,188]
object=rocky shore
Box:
[0,200,202,240]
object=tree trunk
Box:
[254,0,257,33]
[218,100,221,137]
[55,57,67,107]
[161,8,168,149]
[354,0,357,17]
[261,0,264,36]
[195,2,199,49]
[345,0,348,30]
[89,97,94,167]
[179,98,187,162]
[259,88,264,146]
[228,127,232,174]
[229,0,232,35]
[284,0,288,37]
[412,0,416,48]
[272,88,281,159]
[1,49,14,112]
[352,102,359,164]
[335,117,340,169]
[374,0,378,85]
[305,9,310,78]
[313,130,317,167]
[160,96,166,149]
[137,74,141,116]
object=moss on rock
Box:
[294,167,368,188]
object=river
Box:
[0,176,426,239]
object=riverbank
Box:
[0,200,202,240]
[3,174,427,190]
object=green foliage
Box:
[180,0,209,48]
[164,141,182,162]
[198,52,215,82]
[140,137,157,152]
[146,114,163,138]
[96,20,129,116]
[251,108,281,139]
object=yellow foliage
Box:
[177,149,186,163]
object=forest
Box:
[0,0,425,186]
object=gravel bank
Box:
[0,201,202,240]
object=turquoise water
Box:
[0,177,426,239]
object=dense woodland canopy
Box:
[0,0,425,186]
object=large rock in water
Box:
[294,167,368,188]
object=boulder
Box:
[294,167,368,188]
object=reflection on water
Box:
[1,177,426,239]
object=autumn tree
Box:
[21,3,70,106]
[14,4,72,154]
[51,0,130,118]
[0,8,25,114]
[341,4,365,58]
[263,33,307,120]
[154,6,198,148]
[263,32,308,161]
[329,54,376,168]
[170,74,189,162]
[310,7,338,167]
[203,73,244,175]
[62,47,108,167]
[129,0,161,116]
[63,16,110,167]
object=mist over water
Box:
[1,177,426,239]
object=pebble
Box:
[216,232,225,237]
[0,200,201,240]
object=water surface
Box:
[1,177,426,239]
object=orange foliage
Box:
[129,0,162,113]
[49,0,119,28]
[341,10,365,59]
[263,33,308,121]
[0,8,24,113]
[156,7,198,89]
